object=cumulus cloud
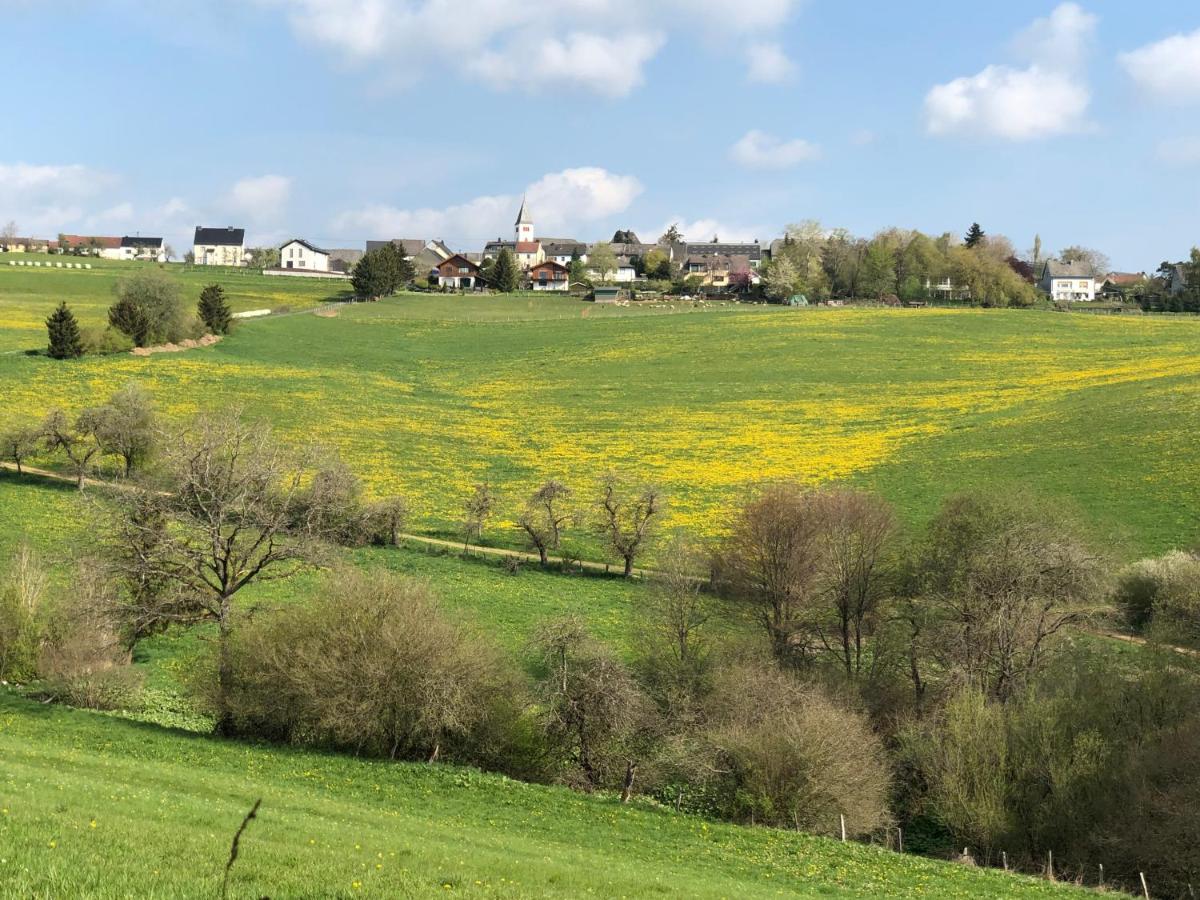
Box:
[730,130,820,169]
[332,167,643,243]
[653,218,767,244]
[255,0,805,96]
[0,161,117,234]
[469,32,665,98]
[924,3,1096,141]
[226,174,292,220]
[746,42,797,84]
[1119,28,1200,105]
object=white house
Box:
[193,226,246,267]
[1039,260,1096,302]
[117,236,166,262]
[280,238,330,272]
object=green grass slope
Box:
[0,693,1085,899]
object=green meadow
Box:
[1,260,1198,557]
[0,691,1088,899]
[1,261,1197,897]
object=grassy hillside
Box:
[0,692,1086,899]
[2,287,1198,556]
[0,253,344,350]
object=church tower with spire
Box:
[515,195,534,245]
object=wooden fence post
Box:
[1141,871,1151,900]
[1002,851,1008,871]
[840,814,846,842]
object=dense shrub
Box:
[701,663,892,836]
[1115,551,1200,647]
[0,544,50,682]
[208,570,529,768]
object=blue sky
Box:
[2,0,1198,269]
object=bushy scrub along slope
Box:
[2,292,1198,555]
[0,692,1088,899]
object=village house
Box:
[682,253,756,288]
[436,253,481,289]
[674,239,766,269]
[328,249,364,273]
[1039,260,1097,302]
[59,234,122,257]
[193,226,246,267]
[543,241,588,266]
[0,235,52,253]
[117,236,166,262]
[280,238,330,272]
[529,259,570,291]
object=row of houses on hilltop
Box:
[0,234,167,261]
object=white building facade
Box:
[280,239,331,272]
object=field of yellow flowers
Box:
[0,690,1090,898]
[2,285,1198,557]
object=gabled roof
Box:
[515,241,541,253]
[1041,260,1095,279]
[438,253,480,272]
[280,237,328,255]
[120,236,163,249]
[683,241,762,260]
[543,241,587,257]
[194,226,245,247]
[531,260,569,273]
[515,195,532,226]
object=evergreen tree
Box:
[352,244,415,300]
[108,294,151,346]
[46,301,83,359]
[197,283,232,335]
[964,223,985,248]
[492,247,520,293]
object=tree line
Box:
[45,272,233,360]
[2,393,1199,895]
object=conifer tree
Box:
[108,294,151,346]
[46,301,83,359]
[492,247,520,293]
[197,283,232,334]
[964,223,985,248]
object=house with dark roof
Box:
[678,240,765,268]
[1038,260,1097,302]
[328,249,364,273]
[280,238,330,272]
[193,226,246,267]
[118,236,166,262]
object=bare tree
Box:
[121,412,342,732]
[517,480,572,565]
[1,422,40,475]
[462,482,496,550]
[811,489,896,677]
[1,221,17,242]
[911,492,1107,702]
[594,472,663,577]
[41,408,103,489]
[713,483,823,666]
[530,616,653,797]
[91,383,156,477]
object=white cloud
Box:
[0,161,117,235]
[1119,28,1200,105]
[746,42,796,84]
[730,130,820,169]
[654,218,767,244]
[1157,136,1200,166]
[226,174,291,220]
[255,0,806,96]
[332,167,642,243]
[469,32,665,98]
[924,3,1096,141]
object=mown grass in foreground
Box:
[0,692,1088,899]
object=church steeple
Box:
[514,195,534,244]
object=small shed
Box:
[591,286,622,304]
